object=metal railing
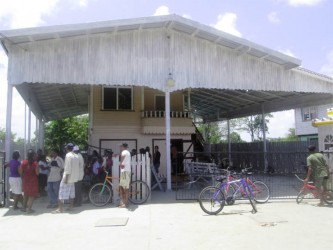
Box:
[142,110,192,118]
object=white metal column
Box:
[27,108,31,149]
[165,89,172,190]
[227,120,231,164]
[39,118,44,150]
[262,106,268,172]
[88,86,94,153]
[5,85,13,207]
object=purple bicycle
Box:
[198,175,257,215]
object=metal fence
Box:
[176,141,333,200]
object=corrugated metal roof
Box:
[0,14,301,69]
[1,15,332,122]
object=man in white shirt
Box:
[52,143,79,213]
[73,145,84,207]
[118,143,131,208]
[46,149,64,208]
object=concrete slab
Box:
[0,191,333,250]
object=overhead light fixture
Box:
[166,73,175,87]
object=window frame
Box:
[102,86,133,111]
[301,107,317,121]
[154,94,165,111]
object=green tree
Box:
[196,121,245,144]
[236,114,273,142]
[44,115,88,153]
[228,131,245,143]
[197,122,223,144]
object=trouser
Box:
[39,174,48,194]
[74,181,82,206]
[47,181,60,205]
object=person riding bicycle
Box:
[305,145,330,206]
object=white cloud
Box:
[213,13,242,37]
[0,0,60,28]
[287,0,324,6]
[0,50,34,138]
[153,6,170,16]
[182,14,192,19]
[268,110,295,138]
[278,48,296,57]
[268,11,280,23]
[0,51,9,131]
[72,0,89,8]
[0,0,92,29]
[320,50,333,77]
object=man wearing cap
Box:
[73,145,84,207]
[118,143,131,208]
[52,143,79,213]
[305,145,330,206]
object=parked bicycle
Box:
[220,167,270,205]
[198,175,257,215]
[89,170,150,206]
[295,174,333,205]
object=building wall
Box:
[295,103,333,136]
[318,124,333,152]
[89,85,193,176]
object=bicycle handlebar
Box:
[295,174,304,182]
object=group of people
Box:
[6,142,137,212]
[7,143,85,213]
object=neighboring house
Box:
[295,103,333,144]
[90,85,195,176]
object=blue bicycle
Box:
[198,175,257,215]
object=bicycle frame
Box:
[219,178,255,200]
[223,169,254,197]
[295,174,320,198]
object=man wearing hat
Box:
[52,143,79,213]
[118,143,131,208]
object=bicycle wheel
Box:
[89,183,112,206]
[250,181,270,203]
[296,189,306,204]
[129,180,150,204]
[198,186,225,215]
[323,189,333,205]
[296,189,315,204]
[244,185,257,213]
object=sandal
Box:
[51,209,63,214]
[27,209,35,214]
[118,204,126,208]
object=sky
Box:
[0,0,332,141]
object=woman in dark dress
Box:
[19,149,39,213]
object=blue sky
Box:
[1,0,332,140]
